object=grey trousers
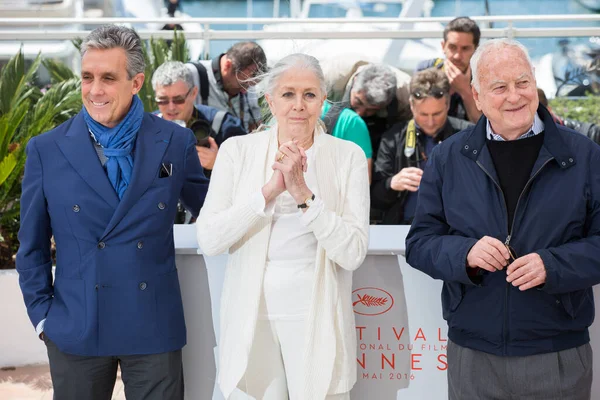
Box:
[447,340,592,400]
[45,335,184,400]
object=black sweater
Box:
[487,132,545,231]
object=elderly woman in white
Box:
[196,53,369,400]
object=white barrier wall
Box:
[3,225,600,400]
[174,224,600,400]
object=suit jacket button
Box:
[139,282,147,290]
[137,241,144,249]
[97,241,105,249]
[158,202,166,210]
[72,205,80,212]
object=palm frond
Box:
[42,59,78,83]
[0,101,29,161]
[0,153,17,187]
[169,29,190,62]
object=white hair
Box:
[353,64,397,107]
[255,53,327,99]
[470,38,534,92]
[152,61,195,90]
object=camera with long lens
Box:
[172,117,215,224]
[188,119,215,148]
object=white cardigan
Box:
[196,125,370,400]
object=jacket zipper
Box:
[476,157,554,355]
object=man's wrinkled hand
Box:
[506,253,546,291]
[466,236,510,273]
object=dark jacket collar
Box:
[460,104,576,170]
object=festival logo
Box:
[353,287,394,316]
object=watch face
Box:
[306,198,314,207]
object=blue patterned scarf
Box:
[83,95,144,199]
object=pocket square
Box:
[159,162,173,178]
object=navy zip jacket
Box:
[406,105,600,357]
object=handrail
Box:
[2,14,600,25]
[1,27,599,41]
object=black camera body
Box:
[189,118,215,148]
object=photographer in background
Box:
[153,61,247,223]
[152,61,247,177]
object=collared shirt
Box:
[486,113,545,141]
[90,131,109,166]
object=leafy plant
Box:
[0,29,191,267]
[549,95,600,123]
[0,50,81,268]
[139,29,191,112]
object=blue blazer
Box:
[16,111,209,356]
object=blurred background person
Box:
[416,16,482,123]
[153,60,247,224]
[321,57,412,158]
[186,41,267,131]
[321,99,373,181]
[196,53,369,400]
[371,68,472,224]
[152,61,247,176]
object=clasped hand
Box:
[466,236,547,291]
[262,140,310,204]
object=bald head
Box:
[470,39,539,140]
[471,39,535,93]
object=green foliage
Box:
[549,95,600,123]
[42,58,78,83]
[0,51,42,116]
[0,29,191,267]
[139,29,191,112]
[0,49,81,268]
[71,38,83,53]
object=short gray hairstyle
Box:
[470,38,534,92]
[352,64,397,107]
[259,53,327,98]
[152,61,195,90]
[81,25,145,79]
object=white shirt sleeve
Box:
[300,196,324,226]
[36,318,46,336]
[249,191,276,217]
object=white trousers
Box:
[231,318,350,400]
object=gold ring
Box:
[277,153,286,162]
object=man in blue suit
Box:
[16,25,209,399]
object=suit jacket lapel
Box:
[102,114,172,238]
[55,112,120,209]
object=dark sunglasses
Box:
[155,87,193,106]
[411,87,446,100]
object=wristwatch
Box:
[297,194,315,209]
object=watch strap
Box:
[297,194,316,209]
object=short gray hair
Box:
[81,25,145,79]
[152,61,195,90]
[259,53,327,98]
[352,64,397,107]
[470,38,534,92]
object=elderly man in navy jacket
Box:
[407,39,599,399]
[16,25,208,399]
